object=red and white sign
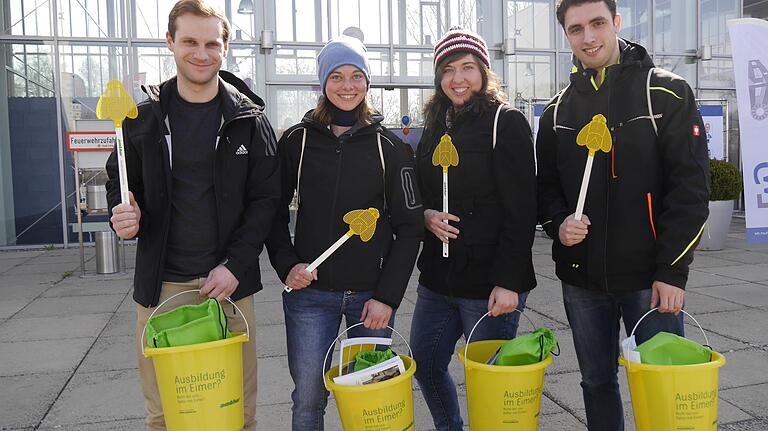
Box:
[66,132,116,152]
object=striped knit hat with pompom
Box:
[433,27,490,68]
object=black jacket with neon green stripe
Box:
[536,39,710,292]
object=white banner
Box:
[699,105,726,160]
[728,18,768,244]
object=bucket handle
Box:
[140,289,250,356]
[321,322,412,391]
[626,307,710,370]
[463,308,542,368]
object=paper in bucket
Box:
[323,323,416,431]
[619,308,726,431]
[142,290,250,431]
[457,310,554,430]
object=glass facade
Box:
[0,0,747,246]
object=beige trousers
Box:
[135,279,257,431]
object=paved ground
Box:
[1,217,767,430]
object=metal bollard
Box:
[95,231,120,274]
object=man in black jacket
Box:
[106,1,278,429]
[536,1,709,429]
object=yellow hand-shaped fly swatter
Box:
[432,134,459,258]
[285,208,381,292]
[574,114,613,220]
[97,80,138,205]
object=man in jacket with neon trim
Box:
[536,1,710,429]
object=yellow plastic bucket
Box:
[323,323,417,431]
[619,308,727,431]
[457,311,555,431]
[142,290,249,431]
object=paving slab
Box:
[686,270,745,289]
[0,250,43,259]
[0,313,112,342]
[41,278,132,298]
[101,312,136,337]
[707,264,768,283]
[37,418,144,430]
[717,349,768,390]
[3,262,80,276]
[0,273,60,288]
[254,324,287,359]
[253,299,286,327]
[0,257,32,273]
[720,383,768,419]
[115,293,136,314]
[690,253,744,269]
[0,372,70,429]
[695,309,768,346]
[16,295,124,319]
[542,369,635,428]
[40,369,144,428]
[79,335,137,373]
[708,250,768,265]
[0,337,94,376]
[694,283,768,308]
[256,355,294,406]
[537,411,586,430]
[717,396,758,425]
[26,253,88,265]
[721,417,768,430]
[0,283,50,302]
[682,290,748,314]
[0,299,29,319]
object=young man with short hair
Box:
[536,1,710,429]
[106,1,279,429]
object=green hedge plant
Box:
[709,159,743,201]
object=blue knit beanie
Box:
[317,35,370,94]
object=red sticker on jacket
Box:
[693,124,700,136]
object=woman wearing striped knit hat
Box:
[410,27,538,430]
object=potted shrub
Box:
[698,159,743,251]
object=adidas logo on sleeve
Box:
[235,144,248,155]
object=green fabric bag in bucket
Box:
[634,331,712,365]
[145,298,230,348]
[353,349,396,372]
[493,328,559,366]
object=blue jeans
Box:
[283,288,394,431]
[562,283,684,431]
[410,285,529,431]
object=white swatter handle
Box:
[442,171,449,258]
[574,155,594,221]
[114,126,130,205]
[284,233,350,292]
[307,233,349,272]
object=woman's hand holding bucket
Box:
[361,299,392,330]
[487,286,519,317]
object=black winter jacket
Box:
[106,71,280,307]
[266,111,423,308]
[416,102,538,299]
[536,40,710,292]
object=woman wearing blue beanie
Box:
[410,28,538,430]
[266,35,423,430]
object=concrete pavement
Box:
[1,217,767,430]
